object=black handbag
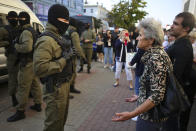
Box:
[147,71,191,121]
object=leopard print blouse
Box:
[138,46,173,121]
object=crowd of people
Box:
[112,12,196,131]
[0,3,196,131]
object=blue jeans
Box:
[135,76,140,96]
[104,47,113,65]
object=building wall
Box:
[183,0,196,16]
[84,6,98,18]
[83,5,109,20]
[22,0,84,26]
[83,5,109,32]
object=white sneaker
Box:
[131,116,138,121]
[110,66,114,71]
[104,65,108,68]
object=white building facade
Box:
[183,0,196,16]
[22,0,84,25]
[83,4,109,31]
[83,4,109,20]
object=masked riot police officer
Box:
[67,17,86,95]
[78,23,96,73]
[0,11,19,107]
[33,4,72,131]
[7,11,42,122]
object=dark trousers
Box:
[180,79,195,131]
[164,115,180,131]
[179,108,192,131]
[165,87,195,131]
[136,117,173,131]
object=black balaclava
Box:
[69,17,77,27]
[18,12,30,26]
[85,23,90,30]
[48,4,69,35]
[69,17,85,36]
[7,11,18,27]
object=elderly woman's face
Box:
[189,36,196,44]
[137,28,153,50]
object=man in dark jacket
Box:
[166,12,195,131]
[111,26,119,72]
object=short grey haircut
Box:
[138,18,164,46]
[189,30,196,39]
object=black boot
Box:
[77,67,83,73]
[30,104,42,112]
[11,95,18,107]
[69,95,74,99]
[87,68,90,74]
[7,110,25,122]
[70,85,81,94]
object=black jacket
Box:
[130,48,145,76]
[103,34,112,48]
[115,39,133,62]
[166,36,193,89]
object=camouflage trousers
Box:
[16,62,42,111]
[80,48,93,69]
[70,56,77,86]
[43,82,70,131]
[7,54,18,96]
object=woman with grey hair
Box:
[112,18,173,131]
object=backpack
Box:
[146,71,191,121]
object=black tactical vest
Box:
[39,31,73,86]
[64,29,77,56]
[3,25,20,56]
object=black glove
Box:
[13,37,19,44]
[83,56,87,62]
[62,48,73,60]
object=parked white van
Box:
[0,0,44,82]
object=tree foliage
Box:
[108,0,148,30]
[94,18,102,29]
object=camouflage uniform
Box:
[33,23,70,131]
[80,28,96,70]
[68,25,85,87]
[15,24,42,111]
[0,26,18,96]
